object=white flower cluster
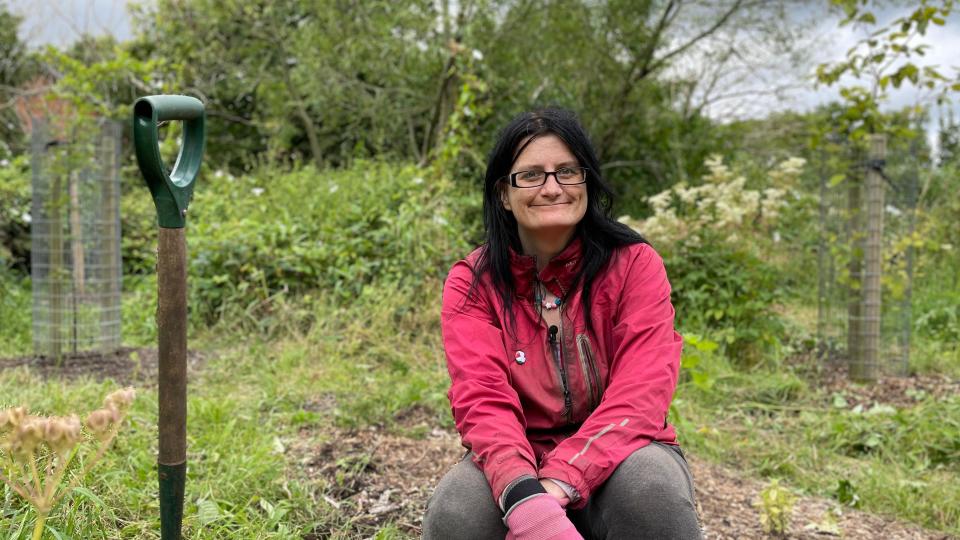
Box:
[622,155,805,245]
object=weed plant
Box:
[1,389,135,540]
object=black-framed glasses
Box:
[504,166,589,188]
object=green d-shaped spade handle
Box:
[133,95,206,228]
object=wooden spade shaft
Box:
[157,227,187,540]
[134,95,205,540]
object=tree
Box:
[816,0,958,381]
[130,0,447,171]
[0,2,35,156]
[817,0,959,137]
[117,0,822,219]
[938,108,960,166]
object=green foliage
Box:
[121,0,749,210]
[0,3,35,156]
[676,355,960,535]
[432,56,491,180]
[661,233,785,366]
[915,292,960,343]
[822,395,960,467]
[0,155,30,271]
[818,0,958,136]
[185,161,476,326]
[41,37,165,121]
[0,270,30,357]
[939,110,960,166]
[131,0,448,170]
[0,369,322,538]
[120,275,158,348]
[677,334,720,393]
[836,478,861,507]
[622,155,802,366]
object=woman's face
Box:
[501,134,588,243]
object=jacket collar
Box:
[509,236,582,299]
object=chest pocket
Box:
[575,334,604,411]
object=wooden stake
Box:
[853,134,886,382]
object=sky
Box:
[8,1,959,135]
[9,0,133,46]
[788,5,959,130]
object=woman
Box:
[423,108,701,540]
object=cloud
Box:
[9,0,133,48]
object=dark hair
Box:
[471,107,646,339]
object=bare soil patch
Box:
[818,364,960,409]
[290,409,956,539]
[0,347,206,385]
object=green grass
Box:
[0,273,161,359]
[3,267,960,538]
[672,339,960,536]
[0,355,323,538]
[1,280,451,538]
[6,286,958,537]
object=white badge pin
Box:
[515,351,526,365]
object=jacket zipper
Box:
[576,334,603,410]
[548,324,573,423]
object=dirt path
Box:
[290,421,956,539]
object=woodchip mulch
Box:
[290,417,956,539]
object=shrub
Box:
[621,155,801,365]
[184,161,478,324]
[659,234,785,365]
[0,155,30,272]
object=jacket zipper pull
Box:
[547,325,573,420]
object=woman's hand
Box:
[540,478,571,507]
[504,494,583,540]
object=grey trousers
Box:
[422,442,702,540]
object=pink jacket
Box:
[441,239,682,509]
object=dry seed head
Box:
[85,408,115,437]
[12,416,46,455]
[45,415,82,455]
[103,387,136,412]
[63,415,82,439]
[0,406,27,429]
[43,417,64,441]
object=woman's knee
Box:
[595,443,701,538]
[611,443,694,501]
[422,459,507,540]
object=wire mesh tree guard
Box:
[29,118,122,361]
[815,132,920,380]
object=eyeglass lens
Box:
[512,167,586,187]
